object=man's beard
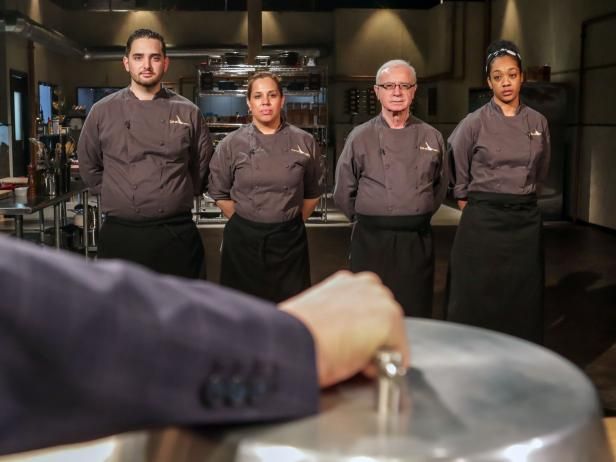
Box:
[134,74,161,88]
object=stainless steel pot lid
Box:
[1,319,610,462]
[229,319,610,461]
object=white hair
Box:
[376,60,417,84]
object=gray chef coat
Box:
[449,99,551,199]
[334,114,447,220]
[208,122,322,223]
[79,87,213,220]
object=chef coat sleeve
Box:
[432,130,449,211]
[537,118,551,186]
[78,104,104,195]
[0,235,319,455]
[333,130,360,220]
[304,136,323,199]
[207,136,233,201]
[447,115,476,200]
[191,112,214,195]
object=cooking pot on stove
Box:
[271,51,299,66]
[223,52,246,65]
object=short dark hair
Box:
[125,29,167,57]
[247,72,283,98]
[485,39,522,75]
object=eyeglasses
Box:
[375,82,416,91]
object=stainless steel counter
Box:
[0,181,93,254]
[1,319,611,461]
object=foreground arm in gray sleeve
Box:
[78,105,104,195]
[191,112,214,195]
[333,133,360,220]
[447,116,476,200]
[0,236,318,455]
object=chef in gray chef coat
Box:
[446,40,551,344]
[79,29,213,279]
[209,72,321,302]
[334,59,448,317]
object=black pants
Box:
[351,214,434,318]
[98,213,204,279]
[220,213,310,303]
[445,192,544,344]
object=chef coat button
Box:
[226,375,248,407]
[285,164,290,169]
[161,119,165,123]
[200,374,225,408]
[132,185,137,190]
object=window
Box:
[39,82,53,122]
[77,87,123,114]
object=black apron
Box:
[98,213,204,279]
[220,213,310,303]
[351,213,434,318]
[445,192,544,344]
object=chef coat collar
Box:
[377,112,414,129]
[125,86,171,101]
[251,117,289,135]
[489,98,525,116]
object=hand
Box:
[457,199,468,210]
[216,199,236,219]
[279,271,409,388]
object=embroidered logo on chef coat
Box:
[169,115,190,126]
[529,129,542,137]
[291,145,311,157]
[419,141,440,153]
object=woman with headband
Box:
[208,71,321,302]
[445,40,551,343]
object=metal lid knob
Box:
[375,349,407,417]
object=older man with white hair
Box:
[334,59,448,318]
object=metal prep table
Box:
[0,181,96,256]
[0,319,611,461]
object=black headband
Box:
[485,48,522,73]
